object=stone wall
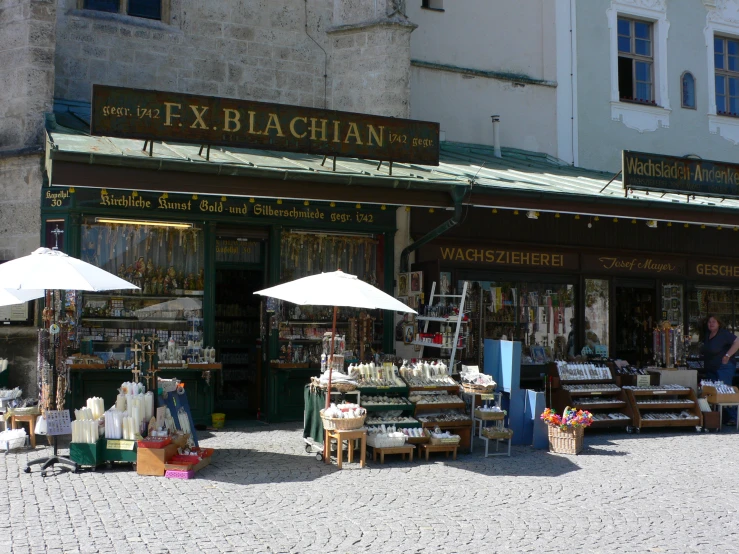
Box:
[0,0,55,396]
[54,0,415,117]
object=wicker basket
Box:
[367,434,407,448]
[330,381,358,393]
[482,427,514,440]
[548,426,585,455]
[320,412,366,431]
[462,383,496,394]
[474,409,505,421]
[429,436,461,446]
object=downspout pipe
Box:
[400,187,467,273]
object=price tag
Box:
[653,390,667,395]
[45,410,72,436]
[377,386,390,389]
[106,440,136,450]
[636,375,651,387]
[480,394,496,400]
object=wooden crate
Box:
[702,385,739,404]
[136,443,180,476]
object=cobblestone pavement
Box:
[2,423,739,553]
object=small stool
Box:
[481,428,513,457]
[419,443,458,461]
[324,428,367,469]
[372,445,415,464]
[11,413,39,448]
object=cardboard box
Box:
[702,411,721,430]
[137,443,179,476]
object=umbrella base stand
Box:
[24,436,79,476]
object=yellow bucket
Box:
[211,413,226,429]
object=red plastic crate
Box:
[137,438,172,449]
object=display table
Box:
[324,428,366,469]
[419,443,458,461]
[11,412,40,448]
[372,445,415,464]
[646,368,699,393]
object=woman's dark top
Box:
[702,328,737,371]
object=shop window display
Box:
[78,220,204,364]
[277,232,384,364]
[687,286,736,350]
[584,279,610,358]
[471,280,577,364]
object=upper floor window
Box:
[82,0,162,21]
[421,0,444,10]
[617,17,654,104]
[681,72,696,109]
[715,36,739,116]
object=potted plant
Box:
[540,406,594,455]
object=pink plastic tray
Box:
[165,469,195,479]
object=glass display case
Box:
[584,279,610,358]
[687,286,735,346]
[78,219,204,365]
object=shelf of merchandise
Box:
[84,292,204,300]
[82,317,194,324]
[549,363,632,430]
[410,384,472,450]
[356,385,409,396]
[623,387,703,431]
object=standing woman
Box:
[703,314,739,424]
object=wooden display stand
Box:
[372,445,415,464]
[623,387,703,432]
[548,363,632,430]
[419,443,458,461]
[137,443,180,476]
[324,428,367,469]
[702,385,739,430]
[10,412,40,448]
[411,385,472,450]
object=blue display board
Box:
[483,339,521,393]
[158,384,199,447]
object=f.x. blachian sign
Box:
[91,85,440,165]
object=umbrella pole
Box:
[323,305,338,463]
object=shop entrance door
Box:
[214,268,264,418]
[614,281,656,366]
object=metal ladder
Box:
[415,281,469,374]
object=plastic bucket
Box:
[211,413,226,429]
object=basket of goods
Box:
[320,403,367,430]
[474,407,506,421]
[482,427,514,440]
[402,427,430,444]
[429,428,461,446]
[0,429,28,451]
[367,430,407,448]
[540,407,593,455]
[460,367,496,394]
[317,370,358,393]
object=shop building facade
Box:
[0,0,420,407]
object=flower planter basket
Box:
[548,426,584,455]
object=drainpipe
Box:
[491,115,502,158]
[399,187,467,273]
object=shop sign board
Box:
[91,85,440,165]
[44,188,395,228]
[581,254,684,275]
[689,260,739,279]
[421,243,579,270]
[623,150,739,199]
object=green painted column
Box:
[203,222,216,348]
[383,230,395,354]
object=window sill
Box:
[708,113,739,145]
[610,101,670,133]
[68,8,176,30]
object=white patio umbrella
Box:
[134,297,202,319]
[0,247,139,292]
[255,269,416,410]
[0,287,45,307]
[0,247,138,476]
